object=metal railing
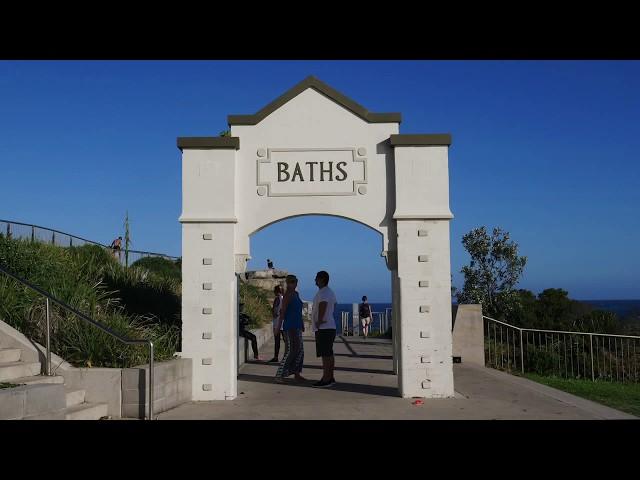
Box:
[340,309,392,337]
[0,264,155,419]
[0,219,179,267]
[484,315,640,383]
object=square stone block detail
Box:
[420,331,430,338]
[202,233,213,240]
[202,283,213,290]
[421,356,431,363]
[419,305,430,313]
[419,281,429,287]
[202,358,212,365]
[202,332,212,339]
[418,230,429,237]
[418,255,429,262]
[202,384,212,391]
[422,380,432,389]
[202,307,213,315]
[202,258,213,265]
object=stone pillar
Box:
[391,269,400,375]
[352,303,359,335]
[452,304,485,366]
[178,137,240,401]
[391,135,454,398]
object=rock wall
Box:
[240,269,288,300]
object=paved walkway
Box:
[158,335,635,420]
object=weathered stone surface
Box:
[244,269,288,280]
[121,358,192,419]
[0,383,65,420]
[0,388,25,420]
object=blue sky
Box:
[1,61,638,302]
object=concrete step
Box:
[0,348,21,363]
[65,389,86,408]
[0,361,41,382]
[8,374,64,385]
[65,402,109,420]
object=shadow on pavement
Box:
[301,364,395,375]
[238,373,400,397]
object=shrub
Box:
[130,256,181,281]
[239,282,271,329]
[0,236,179,368]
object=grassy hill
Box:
[0,236,180,368]
[0,235,274,368]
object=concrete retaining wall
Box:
[121,358,192,419]
[63,368,122,418]
[0,383,66,420]
[238,323,274,365]
[452,304,485,366]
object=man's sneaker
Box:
[312,378,336,388]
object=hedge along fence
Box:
[0,236,180,368]
[483,316,640,383]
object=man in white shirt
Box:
[311,270,337,388]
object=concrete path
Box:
[158,335,635,420]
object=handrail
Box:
[482,315,640,340]
[1,218,179,260]
[0,264,154,420]
[483,314,640,382]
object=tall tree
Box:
[457,226,527,319]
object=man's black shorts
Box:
[315,329,336,357]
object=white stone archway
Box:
[178,76,454,401]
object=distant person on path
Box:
[275,275,306,383]
[359,296,373,340]
[267,258,274,270]
[239,303,262,361]
[268,285,284,363]
[311,270,337,388]
[109,236,122,260]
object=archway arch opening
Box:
[236,214,398,397]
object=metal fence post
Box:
[520,329,524,374]
[590,334,595,382]
[148,341,154,420]
[31,225,35,242]
[45,298,51,376]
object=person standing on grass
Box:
[275,275,306,383]
[359,295,373,340]
[268,285,284,363]
[110,236,122,260]
[311,270,337,388]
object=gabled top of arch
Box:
[227,76,402,126]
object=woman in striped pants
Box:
[275,275,306,382]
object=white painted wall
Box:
[180,83,454,400]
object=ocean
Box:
[332,300,640,332]
[335,303,392,334]
[579,300,640,322]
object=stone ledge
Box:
[0,383,65,420]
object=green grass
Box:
[239,282,272,329]
[1,235,280,367]
[0,237,180,368]
[0,382,23,389]
[524,373,640,417]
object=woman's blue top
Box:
[282,292,303,331]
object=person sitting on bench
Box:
[239,303,262,361]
